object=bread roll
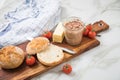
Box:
[26,37,50,55]
[0,45,25,69]
[37,44,64,66]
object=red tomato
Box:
[26,55,36,66]
[83,28,89,36]
[43,31,52,39]
[86,24,92,31]
[88,31,96,39]
[62,64,72,74]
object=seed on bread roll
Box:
[37,44,64,66]
[0,45,25,69]
[26,37,50,55]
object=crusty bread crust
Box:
[26,37,50,55]
[0,45,25,69]
[37,44,64,66]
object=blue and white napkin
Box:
[0,0,61,48]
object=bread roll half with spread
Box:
[26,37,50,55]
[0,45,25,69]
[37,44,64,66]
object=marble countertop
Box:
[32,0,120,80]
[0,0,120,80]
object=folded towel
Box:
[0,0,61,48]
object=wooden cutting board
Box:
[0,20,109,80]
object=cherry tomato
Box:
[88,31,96,39]
[62,64,72,74]
[83,28,89,36]
[26,55,36,66]
[42,31,52,39]
[86,24,92,31]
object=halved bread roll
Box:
[37,44,64,66]
[0,45,25,69]
[26,37,50,55]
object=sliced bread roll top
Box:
[26,37,50,55]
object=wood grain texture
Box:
[0,20,109,80]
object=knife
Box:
[59,46,76,54]
[27,37,76,54]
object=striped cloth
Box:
[0,0,61,48]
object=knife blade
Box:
[59,46,76,55]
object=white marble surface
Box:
[0,0,120,80]
[32,0,120,80]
